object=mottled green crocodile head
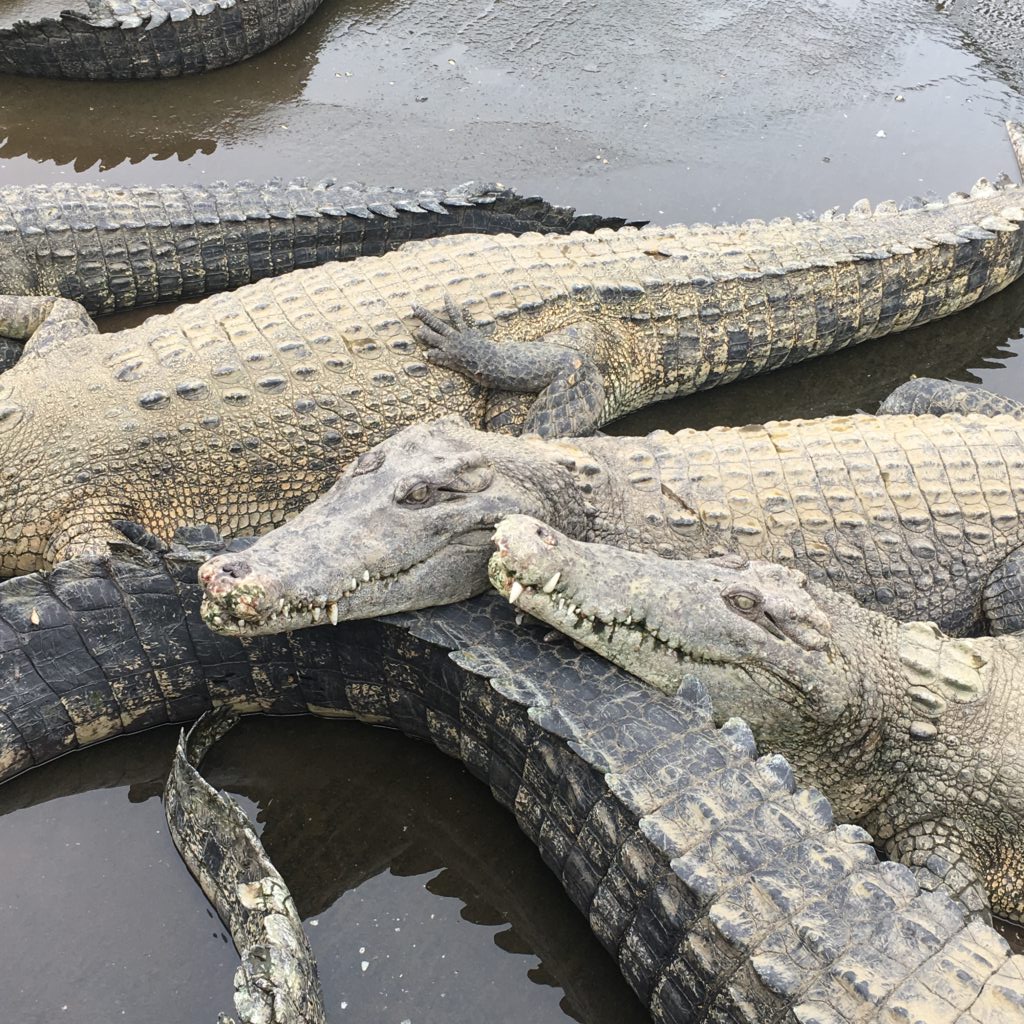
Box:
[198,417,589,634]
[487,513,889,788]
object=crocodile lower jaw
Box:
[200,564,408,636]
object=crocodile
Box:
[0,178,623,367]
[486,514,1024,928]
[199,409,1024,641]
[8,126,1024,576]
[0,537,1021,1022]
[0,0,325,79]
[878,376,1024,419]
[166,710,328,1024]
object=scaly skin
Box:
[879,376,1024,418]
[7,127,1024,576]
[0,0,324,79]
[0,179,623,317]
[200,411,1024,640]
[166,712,327,1024]
[0,539,1021,1022]
[486,514,1024,927]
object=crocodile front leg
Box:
[42,507,144,570]
[412,296,606,436]
[879,378,1024,418]
[885,820,994,925]
[0,294,99,370]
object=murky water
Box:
[0,719,652,1023]
[3,0,1024,1019]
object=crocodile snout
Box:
[199,553,272,627]
[199,554,252,588]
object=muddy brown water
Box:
[3,0,1024,1020]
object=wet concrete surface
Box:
[4,0,1024,1020]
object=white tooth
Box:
[237,619,245,629]
[362,570,370,582]
[283,604,291,617]
[542,572,561,594]
[508,580,524,605]
[277,599,284,611]
[515,613,524,626]
[558,598,565,610]
[313,606,323,622]
[350,578,358,591]
[625,614,632,626]
[212,615,223,626]
[328,602,339,626]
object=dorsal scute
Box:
[898,621,989,710]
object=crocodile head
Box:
[198,417,590,634]
[487,514,890,793]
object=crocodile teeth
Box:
[508,580,524,605]
[362,570,370,582]
[349,578,357,591]
[328,602,339,626]
[313,606,323,622]
[542,572,561,594]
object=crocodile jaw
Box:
[199,537,493,635]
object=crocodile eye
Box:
[724,587,760,613]
[398,481,432,506]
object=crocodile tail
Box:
[166,711,329,1024]
[0,0,325,79]
[0,539,311,784]
[0,180,632,316]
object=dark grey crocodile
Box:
[199,409,1024,641]
[0,0,324,79]
[487,513,1024,928]
[6,129,1024,577]
[167,710,328,1024]
[0,178,622,368]
[0,537,1021,1021]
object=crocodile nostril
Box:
[218,559,252,581]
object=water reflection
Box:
[0,718,648,1024]
[0,0,380,170]
[0,0,1021,234]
